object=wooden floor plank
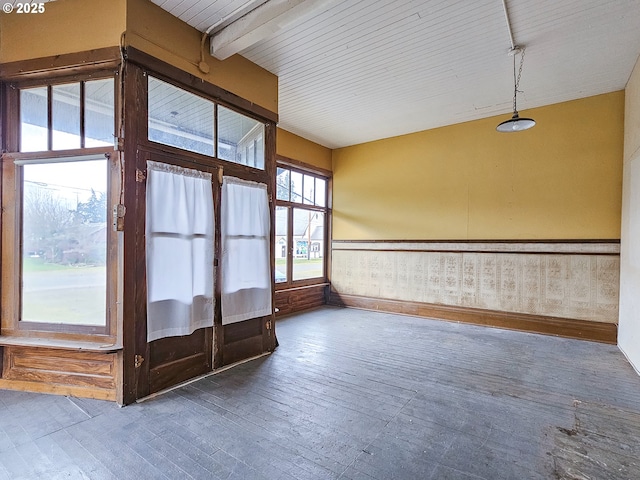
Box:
[1,306,640,479]
[48,429,118,480]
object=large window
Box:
[20,156,108,326]
[3,76,116,335]
[148,76,265,169]
[275,165,329,285]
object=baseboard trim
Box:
[328,292,617,344]
[0,378,116,401]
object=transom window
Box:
[147,76,265,169]
[20,78,115,152]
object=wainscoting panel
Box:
[0,346,118,401]
[331,241,620,324]
[275,284,328,317]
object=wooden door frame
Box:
[121,56,277,404]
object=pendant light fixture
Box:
[496,46,535,132]
[496,0,535,132]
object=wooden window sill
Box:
[0,336,122,353]
[275,282,329,292]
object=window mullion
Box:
[80,81,86,148]
[214,103,218,159]
[47,85,52,150]
[278,199,325,212]
[287,205,294,285]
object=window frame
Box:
[274,158,331,290]
[1,73,119,341]
[18,75,117,153]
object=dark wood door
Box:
[131,149,276,399]
[120,63,277,405]
[139,152,218,395]
[148,327,212,393]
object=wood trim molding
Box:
[276,155,333,178]
[123,47,278,124]
[1,147,115,162]
[328,292,618,344]
[332,239,622,244]
[0,379,116,401]
[0,47,122,82]
[275,282,330,293]
[0,336,121,353]
[331,240,620,255]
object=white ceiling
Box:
[152,0,640,149]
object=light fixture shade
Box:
[496,112,536,132]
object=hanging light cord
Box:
[512,47,526,114]
[497,1,535,131]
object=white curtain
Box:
[146,161,214,342]
[221,176,272,324]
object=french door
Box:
[137,152,219,395]
[133,151,275,397]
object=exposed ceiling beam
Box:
[204,0,269,36]
[210,0,339,60]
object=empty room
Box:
[1,0,640,478]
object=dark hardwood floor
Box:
[1,306,639,479]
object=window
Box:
[148,77,266,170]
[292,208,325,281]
[20,78,115,152]
[146,161,215,340]
[3,76,116,336]
[275,165,329,286]
[221,177,272,323]
[19,156,108,326]
[148,76,215,157]
[218,106,265,169]
[275,206,288,283]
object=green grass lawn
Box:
[275,258,323,265]
[275,257,324,281]
[23,256,73,272]
[21,258,107,326]
[22,286,106,326]
[294,258,323,264]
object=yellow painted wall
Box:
[125,0,277,114]
[0,0,126,63]
[0,0,277,115]
[277,128,332,171]
[332,92,624,240]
